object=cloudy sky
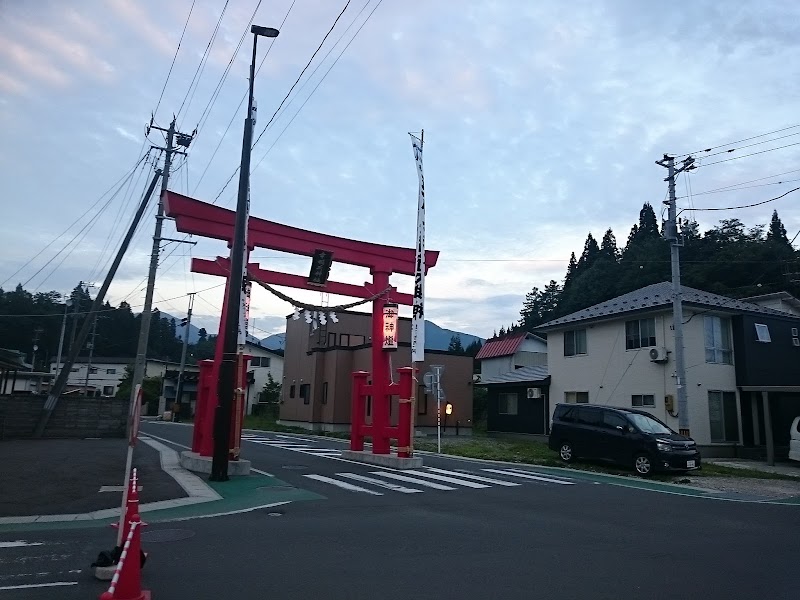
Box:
[1,0,799,340]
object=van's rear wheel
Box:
[559,441,575,463]
[634,453,653,476]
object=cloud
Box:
[0,37,69,87]
[12,23,115,82]
[115,126,140,143]
[107,0,175,56]
[0,72,27,95]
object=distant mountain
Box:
[261,332,286,350]
[159,312,202,344]
[260,321,482,351]
[424,321,483,350]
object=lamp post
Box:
[211,24,279,482]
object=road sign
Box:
[431,364,445,374]
[423,371,435,392]
[129,384,142,446]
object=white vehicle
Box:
[790,416,800,463]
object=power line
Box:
[677,177,800,199]
[212,0,357,203]
[192,0,296,195]
[252,0,353,148]
[249,0,384,177]
[684,186,800,212]
[688,130,800,160]
[694,140,800,168]
[674,123,800,159]
[676,167,800,197]
[193,0,267,139]
[176,1,230,123]
[153,0,196,119]
[1,154,148,290]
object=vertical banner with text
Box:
[410,133,426,362]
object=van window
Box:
[556,405,576,422]
[603,412,628,429]
[576,407,602,426]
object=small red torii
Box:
[163,191,438,459]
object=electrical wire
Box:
[176,1,230,123]
[1,154,148,288]
[88,151,153,282]
[673,124,800,159]
[153,0,196,120]
[252,0,353,149]
[192,0,296,195]
[688,130,800,160]
[676,168,800,198]
[683,186,800,212]
[193,0,266,139]
[694,141,800,168]
[212,0,358,203]
[249,0,384,177]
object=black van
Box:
[548,403,701,476]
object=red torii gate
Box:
[163,191,438,458]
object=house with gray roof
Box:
[536,282,800,459]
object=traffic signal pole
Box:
[175,293,195,419]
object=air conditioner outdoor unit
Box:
[649,347,669,363]
[527,388,541,399]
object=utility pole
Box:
[127,116,193,430]
[174,293,195,421]
[34,169,163,437]
[68,281,84,355]
[83,315,98,395]
[55,296,72,381]
[656,154,695,436]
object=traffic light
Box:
[181,317,188,327]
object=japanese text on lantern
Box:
[382,303,399,350]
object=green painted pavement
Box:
[0,474,323,533]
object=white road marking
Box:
[402,470,489,489]
[370,471,456,490]
[160,501,292,523]
[303,474,383,496]
[250,468,274,477]
[0,582,78,591]
[0,541,43,549]
[425,468,521,487]
[337,473,422,493]
[482,469,576,485]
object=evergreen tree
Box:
[447,335,465,354]
[767,210,789,245]
[600,228,620,261]
[576,233,600,274]
[260,373,282,403]
[563,252,578,291]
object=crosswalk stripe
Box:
[506,468,575,482]
[482,469,575,485]
[424,468,521,487]
[369,471,456,490]
[402,470,489,489]
[303,474,383,495]
[337,473,422,493]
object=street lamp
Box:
[211,24,279,482]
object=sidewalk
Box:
[0,437,186,517]
[705,458,800,478]
[0,435,321,532]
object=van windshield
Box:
[627,413,672,435]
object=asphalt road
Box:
[2,422,797,599]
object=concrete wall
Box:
[547,309,739,447]
[0,395,127,439]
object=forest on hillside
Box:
[494,206,799,337]
[0,283,217,370]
